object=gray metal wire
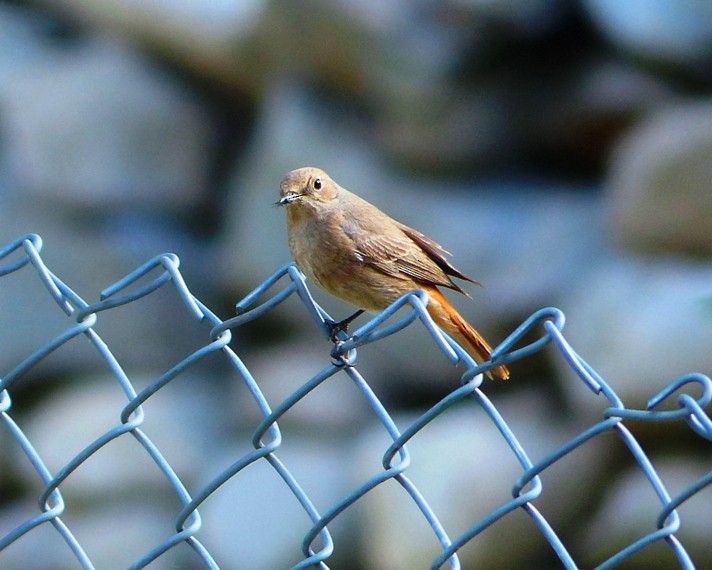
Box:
[0,233,710,569]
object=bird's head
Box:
[277,167,338,209]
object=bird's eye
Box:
[313,177,322,190]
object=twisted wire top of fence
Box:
[0,233,711,569]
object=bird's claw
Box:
[325,310,365,366]
[326,309,365,343]
[326,320,347,343]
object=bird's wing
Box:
[398,225,480,287]
[343,215,470,293]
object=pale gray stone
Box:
[3,37,211,211]
[608,100,712,255]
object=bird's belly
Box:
[314,266,405,312]
[292,242,403,311]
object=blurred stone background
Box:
[0,0,711,569]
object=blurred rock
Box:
[557,256,712,412]
[520,59,674,176]
[0,4,53,78]
[2,36,212,212]
[607,100,712,255]
[375,58,675,178]
[375,84,515,174]
[33,0,573,101]
[34,0,465,103]
[582,0,712,77]
[34,0,266,91]
[450,0,570,35]
[372,4,630,177]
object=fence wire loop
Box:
[73,253,203,322]
[603,373,712,431]
[0,234,43,275]
[1,235,710,570]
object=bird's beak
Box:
[276,192,299,206]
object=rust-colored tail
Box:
[423,286,510,380]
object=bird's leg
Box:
[327,309,365,342]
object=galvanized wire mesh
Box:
[1,233,711,569]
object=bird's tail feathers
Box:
[424,287,510,380]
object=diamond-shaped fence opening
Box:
[0,234,710,570]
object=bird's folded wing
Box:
[344,219,469,294]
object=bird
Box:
[277,166,509,380]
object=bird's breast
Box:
[286,209,393,309]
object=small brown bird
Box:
[277,167,509,380]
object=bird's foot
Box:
[326,309,365,343]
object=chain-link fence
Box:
[1,233,711,569]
